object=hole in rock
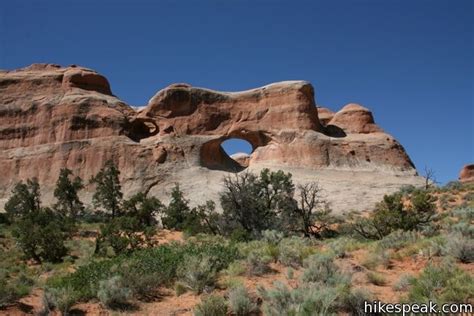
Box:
[221,138,253,168]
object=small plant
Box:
[342,288,373,316]
[367,271,387,286]
[175,282,187,296]
[261,230,284,245]
[177,255,218,294]
[224,260,246,277]
[326,237,360,258]
[43,286,78,316]
[407,259,474,304]
[97,275,132,309]
[361,251,390,270]
[393,274,414,292]
[277,236,314,267]
[194,295,228,316]
[228,285,258,316]
[377,230,418,251]
[246,251,271,276]
[301,253,350,286]
[442,233,474,263]
[286,267,294,279]
[258,281,345,315]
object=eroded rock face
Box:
[0,64,424,212]
[459,164,474,183]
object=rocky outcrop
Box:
[0,64,424,212]
[459,164,474,183]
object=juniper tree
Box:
[90,160,123,218]
[162,184,192,230]
[4,178,41,219]
[53,168,84,219]
[219,169,295,239]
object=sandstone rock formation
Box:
[0,64,424,212]
[459,164,474,183]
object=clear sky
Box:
[1,0,472,183]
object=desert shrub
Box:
[301,253,350,286]
[442,233,474,263]
[228,285,258,316]
[463,191,474,202]
[261,230,284,245]
[407,259,474,304]
[377,230,419,251]
[120,265,163,299]
[444,181,463,191]
[177,255,218,294]
[175,282,187,296]
[258,281,347,315]
[48,239,238,301]
[238,240,271,257]
[360,251,390,270]
[194,295,228,316]
[43,286,79,315]
[326,237,361,258]
[97,275,132,309]
[281,182,338,238]
[366,271,387,286]
[286,267,294,279]
[0,275,20,307]
[278,236,315,267]
[224,260,246,277]
[341,288,373,316]
[95,215,156,256]
[393,274,414,292]
[399,185,417,195]
[352,190,436,239]
[246,251,272,276]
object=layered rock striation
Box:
[0,64,424,212]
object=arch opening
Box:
[221,138,253,168]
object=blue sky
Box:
[1,0,472,183]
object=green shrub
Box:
[326,237,360,258]
[361,251,390,270]
[278,236,314,267]
[261,230,284,245]
[246,251,272,276]
[47,238,238,301]
[175,282,187,296]
[377,230,418,251]
[301,253,350,286]
[177,255,218,294]
[43,286,79,316]
[407,259,474,304]
[442,233,474,263]
[12,208,71,263]
[352,190,436,239]
[120,265,163,299]
[393,274,414,292]
[286,267,294,279]
[341,288,372,316]
[0,276,19,307]
[258,281,347,315]
[97,275,132,309]
[194,295,228,316]
[224,260,246,277]
[366,272,387,286]
[228,285,258,316]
